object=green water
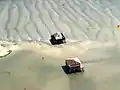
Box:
[0,46,120,90]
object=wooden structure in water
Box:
[64,57,84,74]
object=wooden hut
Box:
[49,32,66,45]
[65,57,84,73]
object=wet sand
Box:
[0,43,120,90]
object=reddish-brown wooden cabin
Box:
[65,57,84,73]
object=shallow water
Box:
[0,43,119,90]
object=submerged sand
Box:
[0,42,120,90]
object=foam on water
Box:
[14,40,116,58]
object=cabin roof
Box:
[54,32,62,40]
[66,57,81,63]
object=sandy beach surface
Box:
[0,41,119,90]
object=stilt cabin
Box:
[65,57,84,73]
